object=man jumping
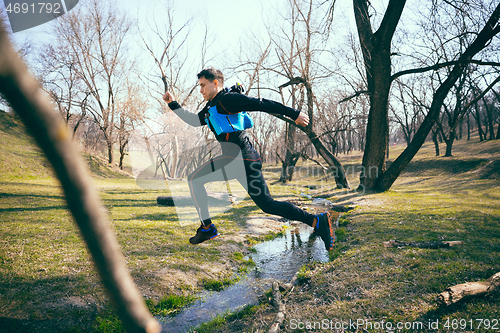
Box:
[162,68,335,251]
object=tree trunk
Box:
[107,140,113,164]
[473,100,486,141]
[279,123,297,183]
[484,96,496,140]
[467,113,471,140]
[458,119,463,139]
[353,0,407,191]
[119,141,126,170]
[307,130,350,189]
[437,272,500,307]
[171,136,178,179]
[444,130,455,157]
[358,48,391,190]
[432,128,440,156]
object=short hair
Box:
[197,67,224,86]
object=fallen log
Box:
[437,272,500,306]
[268,281,286,333]
[157,192,236,206]
[383,240,464,249]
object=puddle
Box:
[158,219,336,333]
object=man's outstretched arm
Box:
[218,93,309,127]
[163,92,205,127]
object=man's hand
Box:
[295,112,309,127]
[163,91,174,104]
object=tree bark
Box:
[280,122,298,183]
[474,102,485,141]
[483,95,496,140]
[307,131,349,188]
[353,0,407,191]
[444,132,455,157]
[431,127,440,156]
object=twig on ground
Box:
[383,240,464,249]
[268,281,286,333]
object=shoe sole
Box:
[189,233,220,245]
[325,212,334,251]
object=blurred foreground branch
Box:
[0,23,160,333]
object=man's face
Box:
[199,77,220,101]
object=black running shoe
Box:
[189,224,219,244]
[316,212,335,251]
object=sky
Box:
[2,0,275,85]
[4,0,269,51]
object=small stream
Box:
[158,218,334,333]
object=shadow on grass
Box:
[102,199,162,208]
[401,157,489,176]
[0,316,73,333]
[0,272,98,333]
[116,212,179,222]
[214,199,264,227]
[0,205,68,213]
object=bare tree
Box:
[139,2,196,106]
[350,0,407,190]
[263,0,350,188]
[117,80,147,170]
[391,78,426,146]
[338,0,500,191]
[377,2,500,191]
[137,3,219,180]
[49,0,134,164]
[37,42,88,137]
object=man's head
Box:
[197,68,224,101]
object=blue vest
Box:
[207,105,254,135]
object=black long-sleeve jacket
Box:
[168,90,300,153]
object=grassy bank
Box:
[0,175,266,332]
[203,138,500,332]
[0,112,257,331]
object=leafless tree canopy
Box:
[18,0,500,192]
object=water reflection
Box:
[158,221,331,333]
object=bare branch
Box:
[338,90,370,103]
[391,60,500,82]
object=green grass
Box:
[200,274,241,292]
[193,137,500,332]
[147,294,198,316]
[245,227,287,246]
[191,303,262,333]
